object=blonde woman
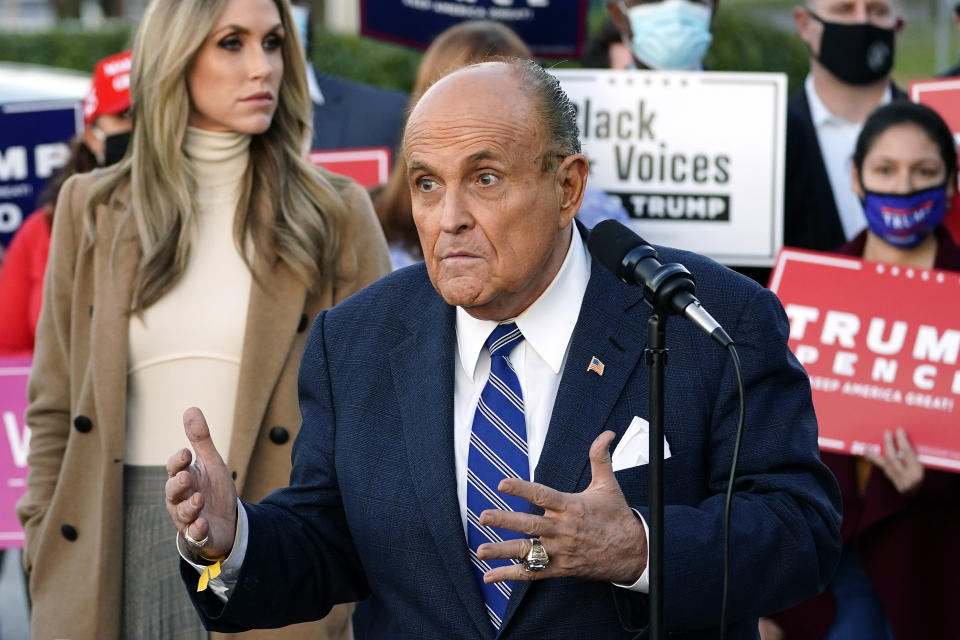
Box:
[15,0,390,637]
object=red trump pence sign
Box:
[910,78,960,244]
[769,249,960,472]
[308,147,391,189]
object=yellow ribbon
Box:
[197,558,224,592]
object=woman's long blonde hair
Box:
[84,0,348,311]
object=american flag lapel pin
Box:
[587,356,605,376]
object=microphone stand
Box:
[645,313,668,640]
[587,221,736,640]
[636,260,695,640]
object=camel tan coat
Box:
[16,169,391,640]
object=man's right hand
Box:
[165,407,238,559]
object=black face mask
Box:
[809,12,895,85]
[103,131,131,166]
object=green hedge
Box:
[311,30,421,93]
[312,11,810,95]
[0,12,808,95]
[0,26,133,73]
[705,10,810,95]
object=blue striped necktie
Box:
[466,322,529,632]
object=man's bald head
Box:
[405,59,581,170]
[401,58,589,321]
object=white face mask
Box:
[618,0,713,71]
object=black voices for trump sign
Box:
[550,70,786,267]
[769,249,960,472]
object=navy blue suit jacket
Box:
[185,245,841,638]
[310,71,408,155]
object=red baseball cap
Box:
[83,50,132,126]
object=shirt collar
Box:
[805,74,892,128]
[307,62,324,106]
[456,227,591,381]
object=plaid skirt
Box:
[122,465,208,640]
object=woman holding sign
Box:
[766,101,960,640]
[14,0,390,638]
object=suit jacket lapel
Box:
[389,284,495,640]
[226,255,307,492]
[503,259,649,626]
[796,88,846,244]
[536,260,649,493]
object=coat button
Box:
[73,416,93,433]
[297,313,309,333]
[269,426,289,445]
[61,524,78,541]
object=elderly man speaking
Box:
[165,59,841,638]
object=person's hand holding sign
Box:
[865,428,925,495]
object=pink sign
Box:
[769,249,960,473]
[0,357,31,548]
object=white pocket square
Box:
[611,416,672,472]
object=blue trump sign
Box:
[0,100,81,249]
[360,0,588,58]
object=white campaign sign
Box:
[551,70,786,267]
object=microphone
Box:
[587,220,733,348]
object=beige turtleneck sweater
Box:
[125,127,252,465]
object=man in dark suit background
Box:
[288,0,408,155]
[785,0,905,252]
[309,71,408,154]
[164,59,841,639]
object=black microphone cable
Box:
[719,343,745,640]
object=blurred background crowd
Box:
[1,1,958,97]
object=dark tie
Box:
[466,322,529,631]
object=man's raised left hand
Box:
[476,430,647,585]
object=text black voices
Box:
[573,99,730,185]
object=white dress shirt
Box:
[306,62,324,106]
[805,75,891,241]
[182,227,650,598]
[452,226,589,538]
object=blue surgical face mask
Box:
[289,4,310,56]
[862,184,948,249]
[619,0,713,71]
